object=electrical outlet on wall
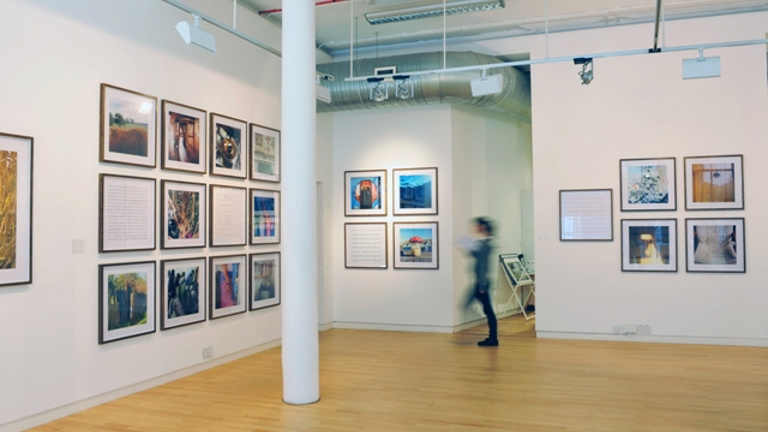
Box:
[202,346,213,359]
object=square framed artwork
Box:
[684,155,744,210]
[0,132,33,287]
[250,124,280,183]
[210,255,247,319]
[393,222,439,269]
[250,189,280,245]
[100,84,157,167]
[161,100,206,173]
[393,167,437,215]
[621,219,677,272]
[210,113,247,178]
[559,189,613,241]
[209,185,247,247]
[161,258,206,330]
[345,223,388,269]
[345,169,386,216]
[99,174,156,252]
[99,261,156,344]
[161,180,206,249]
[620,157,676,211]
[250,252,281,311]
[685,218,745,273]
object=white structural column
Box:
[281,0,320,404]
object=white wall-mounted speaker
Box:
[470,73,504,97]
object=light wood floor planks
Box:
[33,316,768,431]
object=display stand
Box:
[497,253,535,322]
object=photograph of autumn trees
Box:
[0,150,17,270]
[107,272,148,330]
[108,98,149,157]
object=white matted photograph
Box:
[161,180,206,249]
[250,124,280,182]
[250,252,281,311]
[161,257,206,330]
[684,155,743,210]
[0,132,33,287]
[100,84,157,167]
[210,113,247,178]
[685,218,745,273]
[161,100,206,173]
[620,157,676,211]
[345,169,387,216]
[393,167,437,216]
[393,222,439,269]
[210,255,247,319]
[345,223,388,269]
[99,261,156,344]
[621,219,677,272]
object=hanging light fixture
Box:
[368,78,389,102]
[365,0,505,25]
[574,57,594,85]
[175,14,217,54]
[394,75,414,100]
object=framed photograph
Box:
[99,174,156,252]
[249,252,281,311]
[100,84,157,167]
[684,155,744,210]
[251,189,280,245]
[209,185,247,247]
[99,261,156,344]
[210,255,247,319]
[393,167,437,215]
[393,222,439,269]
[620,157,676,211]
[560,189,613,241]
[161,180,206,249]
[250,124,280,182]
[345,223,388,269]
[0,133,33,287]
[621,219,677,272]
[161,258,206,330]
[210,113,246,178]
[685,218,745,273]
[345,169,386,216]
[161,100,206,173]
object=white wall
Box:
[327,104,532,330]
[0,0,282,429]
[526,13,768,343]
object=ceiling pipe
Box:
[316,51,531,122]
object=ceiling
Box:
[240,0,768,58]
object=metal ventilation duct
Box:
[316,51,531,123]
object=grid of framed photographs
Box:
[343,167,440,270]
[96,83,281,343]
[614,154,745,274]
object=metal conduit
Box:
[316,52,531,122]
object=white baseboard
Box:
[1,338,281,432]
[333,321,455,333]
[318,321,335,332]
[536,331,768,347]
[453,318,488,333]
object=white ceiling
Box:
[240,0,768,58]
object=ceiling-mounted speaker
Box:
[683,56,720,80]
[470,73,504,97]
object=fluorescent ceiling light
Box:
[365,0,505,25]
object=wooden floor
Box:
[35,315,768,432]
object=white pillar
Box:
[281,0,320,404]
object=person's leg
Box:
[477,290,498,346]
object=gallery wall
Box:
[0,0,284,429]
[327,104,532,331]
[465,12,768,344]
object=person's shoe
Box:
[477,338,499,347]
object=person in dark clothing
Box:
[466,217,498,347]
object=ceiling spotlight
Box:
[574,57,593,85]
[176,15,217,54]
[368,78,389,102]
[393,75,413,100]
[365,0,505,25]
